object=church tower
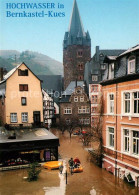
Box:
[63,0,91,89]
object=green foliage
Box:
[27,162,41,182]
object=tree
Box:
[27,162,41,182]
[58,116,83,139]
[88,95,103,167]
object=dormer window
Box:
[128,56,135,74]
[92,75,98,81]
[109,63,114,79]
[101,64,106,70]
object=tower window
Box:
[78,63,83,70]
[78,75,83,80]
[77,50,83,57]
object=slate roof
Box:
[37,75,63,104]
[0,62,41,84]
[62,81,84,96]
[84,48,126,91]
[60,81,84,103]
[101,44,139,85]
[63,0,91,48]
[69,0,85,37]
[99,49,126,56]
[119,44,139,57]
[106,56,117,60]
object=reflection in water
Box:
[43,160,66,195]
[90,187,97,195]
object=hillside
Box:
[0,50,63,75]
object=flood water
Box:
[0,129,138,195]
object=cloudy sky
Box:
[0,0,139,62]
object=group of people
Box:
[59,157,81,175]
[68,157,81,169]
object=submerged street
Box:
[0,129,138,195]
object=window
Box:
[74,96,78,102]
[22,113,28,123]
[66,119,70,124]
[92,107,97,113]
[77,50,83,57]
[64,107,72,114]
[91,85,98,92]
[128,57,135,74]
[78,106,90,114]
[132,131,139,155]
[109,63,114,79]
[78,63,83,70]
[79,118,90,125]
[76,89,82,94]
[92,75,98,81]
[92,95,97,104]
[101,64,106,70]
[92,117,98,125]
[18,69,28,76]
[124,93,130,113]
[109,94,114,113]
[78,75,83,80]
[133,92,139,114]
[19,84,28,91]
[21,97,27,106]
[124,129,129,152]
[122,91,139,115]
[108,127,114,148]
[10,113,17,123]
[80,96,84,102]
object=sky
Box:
[0,0,139,62]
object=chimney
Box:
[0,68,4,81]
[96,46,99,62]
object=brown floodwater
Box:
[0,129,138,195]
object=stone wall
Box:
[63,45,91,89]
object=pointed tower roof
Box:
[69,0,85,37]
